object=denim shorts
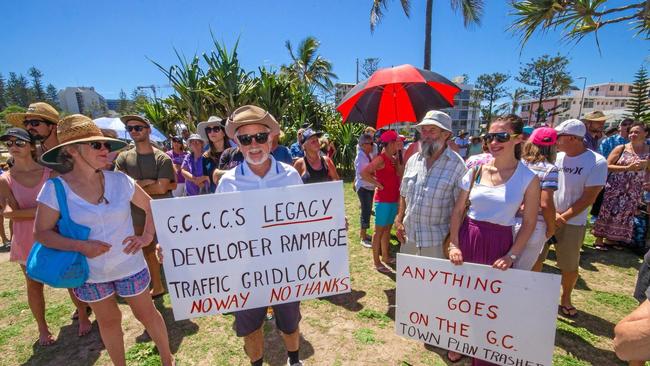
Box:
[374,202,398,226]
[73,268,150,303]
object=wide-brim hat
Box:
[41,114,128,164]
[6,102,60,127]
[415,110,452,133]
[186,133,204,143]
[583,111,609,122]
[197,116,225,141]
[225,105,280,139]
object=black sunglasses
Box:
[126,125,149,132]
[237,132,270,146]
[85,141,112,150]
[205,126,222,134]
[4,140,27,147]
[23,119,51,128]
[483,132,520,143]
[172,137,183,143]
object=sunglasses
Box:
[126,125,149,132]
[205,126,222,134]
[237,132,269,146]
[482,132,520,143]
[85,141,112,150]
[23,119,51,128]
[4,140,27,147]
[172,138,183,143]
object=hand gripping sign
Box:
[395,254,560,366]
[150,181,350,320]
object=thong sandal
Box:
[375,265,392,274]
[559,305,578,318]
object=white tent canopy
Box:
[93,117,168,142]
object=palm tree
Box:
[282,36,338,93]
[370,0,484,70]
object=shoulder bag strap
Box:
[51,178,71,222]
[463,165,482,214]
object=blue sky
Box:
[3,0,648,100]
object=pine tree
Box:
[45,84,58,106]
[118,89,129,114]
[0,73,6,110]
[6,72,30,107]
[28,67,45,101]
[625,65,650,123]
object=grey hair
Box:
[53,145,82,174]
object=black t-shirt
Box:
[218,147,244,170]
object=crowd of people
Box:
[1,99,649,365]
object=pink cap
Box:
[380,130,399,143]
[529,127,557,146]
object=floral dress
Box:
[592,148,649,243]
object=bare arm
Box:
[0,175,32,221]
[614,300,650,361]
[325,157,340,181]
[360,156,385,189]
[607,145,631,172]
[142,178,172,196]
[122,185,155,254]
[557,186,603,226]
[448,189,470,265]
[395,196,407,242]
[293,159,306,176]
[540,188,556,238]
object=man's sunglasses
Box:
[23,119,52,128]
[85,141,112,150]
[205,126,222,134]
[4,140,27,147]
[126,125,149,132]
[237,132,269,146]
[483,132,520,143]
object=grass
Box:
[0,181,646,365]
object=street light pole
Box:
[576,77,587,119]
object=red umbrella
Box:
[336,64,461,129]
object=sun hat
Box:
[120,115,150,125]
[225,105,280,139]
[186,134,204,143]
[415,110,452,133]
[555,119,586,138]
[197,116,225,141]
[41,114,127,164]
[380,130,399,143]
[1,128,33,143]
[457,129,468,137]
[358,133,373,146]
[583,111,609,122]
[6,102,60,127]
[529,127,557,146]
[301,128,324,145]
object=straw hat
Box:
[41,114,127,164]
[583,111,609,122]
[6,102,60,127]
[225,105,280,139]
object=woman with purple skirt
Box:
[447,115,540,365]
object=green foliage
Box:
[125,343,161,366]
[592,291,638,313]
[556,319,599,345]
[361,58,381,79]
[0,105,26,135]
[552,354,590,366]
[625,65,650,123]
[357,308,391,328]
[473,72,510,124]
[353,327,379,344]
[325,115,365,179]
[282,36,338,93]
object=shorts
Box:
[400,241,444,258]
[73,268,150,303]
[374,202,398,227]
[234,302,301,337]
[634,251,650,303]
[540,224,586,272]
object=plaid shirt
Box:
[400,148,467,248]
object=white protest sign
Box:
[150,181,350,320]
[395,254,560,366]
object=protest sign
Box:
[150,181,350,320]
[395,254,560,366]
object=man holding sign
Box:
[217,105,304,366]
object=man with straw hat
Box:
[581,110,609,152]
[35,114,174,366]
[217,105,304,366]
[6,102,60,157]
[115,115,175,299]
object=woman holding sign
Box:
[33,115,174,366]
[447,115,539,365]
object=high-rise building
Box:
[520,82,634,127]
[335,83,356,105]
[443,76,481,136]
[58,87,108,118]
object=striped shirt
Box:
[400,148,467,248]
[520,159,558,222]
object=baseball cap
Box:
[301,128,324,144]
[529,127,557,146]
[415,110,452,133]
[0,128,32,143]
[380,130,399,143]
[555,119,586,137]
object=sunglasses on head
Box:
[85,141,112,150]
[126,125,149,132]
[483,132,520,143]
[205,126,222,134]
[237,132,269,146]
[4,139,27,147]
[23,119,51,128]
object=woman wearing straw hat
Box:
[197,116,229,193]
[33,115,173,366]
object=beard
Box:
[244,147,270,166]
[420,139,444,159]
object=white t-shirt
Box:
[37,171,146,283]
[460,161,536,226]
[554,150,608,226]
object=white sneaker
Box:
[361,239,372,248]
[287,360,304,366]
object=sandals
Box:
[375,265,392,274]
[446,351,464,363]
[559,305,578,318]
[594,244,609,251]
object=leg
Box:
[68,289,92,336]
[357,188,373,242]
[0,214,9,243]
[372,225,388,267]
[560,270,579,309]
[124,291,173,366]
[143,244,165,297]
[20,266,54,346]
[243,326,264,362]
[88,295,126,366]
[554,225,585,317]
[381,225,393,263]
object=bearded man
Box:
[394,110,467,258]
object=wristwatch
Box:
[508,252,517,261]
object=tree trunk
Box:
[424,0,433,70]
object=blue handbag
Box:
[26,178,90,288]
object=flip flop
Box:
[594,245,609,251]
[375,265,392,274]
[559,305,578,318]
[446,351,464,363]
